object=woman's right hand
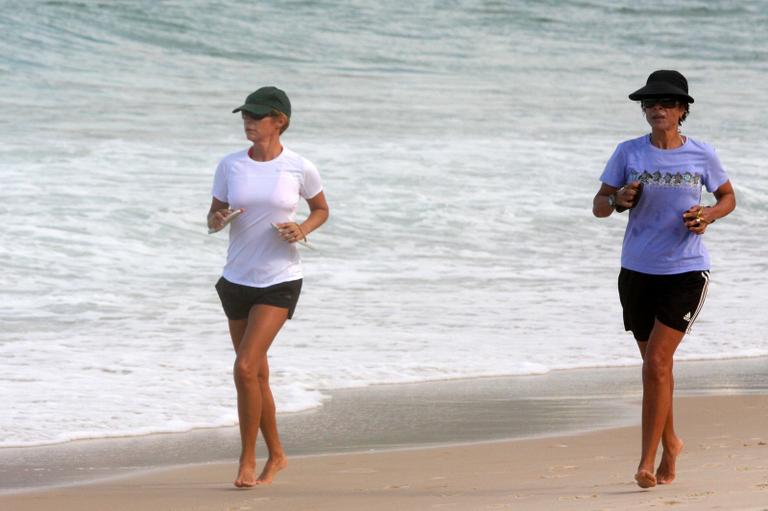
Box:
[209,208,234,231]
[615,181,642,210]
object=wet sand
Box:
[1,357,767,510]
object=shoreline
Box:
[1,356,766,495]
[6,353,766,452]
[2,393,767,510]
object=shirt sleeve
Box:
[211,160,228,202]
[599,143,627,188]
[300,159,323,199]
[703,146,729,193]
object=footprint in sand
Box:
[549,464,578,472]
[558,494,598,501]
[550,464,578,470]
[430,503,459,509]
[541,464,579,479]
[482,502,522,509]
[335,467,377,474]
[686,491,715,498]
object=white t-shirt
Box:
[211,147,323,287]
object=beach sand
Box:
[2,359,767,510]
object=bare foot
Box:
[634,468,657,489]
[656,438,684,484]
[255,456,288,484]
[234,458,258,488]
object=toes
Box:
[635,470,657,488]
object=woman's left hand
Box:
[682,205,712,235]
[275,222,307,243]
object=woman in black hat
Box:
[592,70,736,488]
[208,86,329,487]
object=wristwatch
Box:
[607,193,616,210]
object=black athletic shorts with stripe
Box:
[618,268,710,342]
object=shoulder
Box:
[684,136,718,155]
[218,148,249,167]
[607,135,647,162]
[617,134,649,152]
[281,147,318,173]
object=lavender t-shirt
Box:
[600,135,729,275]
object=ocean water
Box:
[1,0,767,448]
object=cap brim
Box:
[628,84,694,103]
[232,104,274,115]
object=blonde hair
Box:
[272,110,290,134]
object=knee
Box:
[234,358,262,384]
[643,355,672,382]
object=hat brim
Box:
[628,84,694,103]
[232,104,274,115]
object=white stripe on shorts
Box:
[686,271,710,333]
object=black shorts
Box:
[215,277,302,320]
[618,268,710,342]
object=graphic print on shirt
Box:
[629,169,702,189]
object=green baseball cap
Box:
[232,86,291,118]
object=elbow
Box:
[592,200,609,218]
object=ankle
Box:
[637,461,655,473]
[239,454,256,466]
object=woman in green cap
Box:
[208,86,329,487]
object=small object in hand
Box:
[272,223,314,249]
[208,208,244,234]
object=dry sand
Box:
[3,394,767,511]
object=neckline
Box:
[647,133,687,152]
[247,145,284,163]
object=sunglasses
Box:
[641,98,680,109]
[241,111,272,121]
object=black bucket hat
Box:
[628,70,694,103]
[232,86,291,118]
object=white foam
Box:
[1,0,767,447]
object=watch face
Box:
[608,194,615,208]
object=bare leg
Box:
[255,356,288,483]
[637,340,684,485]
[228,304,289,488]
[655,364,683,484]
[635,320,685,488]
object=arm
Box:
[207,197,231,231]
[276,191,330,243]
[593,183,618,218]
[683,180,736,234]
[708,179,736,220]
[592,181,642,218]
